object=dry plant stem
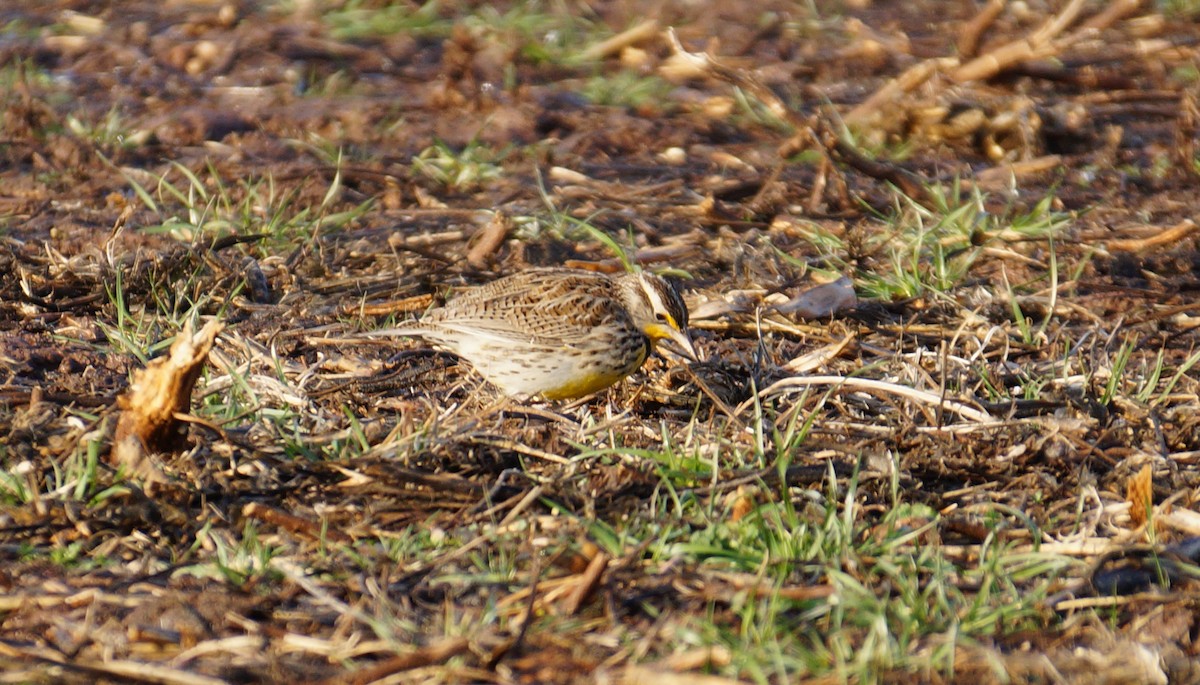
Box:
[658,646,733,672]
[495,573,580,611]
[623,665,749,685]
[783,333,856,374]
[310,637,471,685]
[953,0,1090,82]
[242,502,352,543]
[819,119,931,202]
[1081,0,1144,31]
[485,543,544,669]
[1179,91,1199,177]
[112,318,224,483]
[25,605,244,682]
[1103,219,1198,254]
[666,28,923,210]
[848,0,1137,141]
[1053,595,1150,611]
[561,551,610,616]
[396,489,546,586]
[25,657,227,685]
[579,241,705,273]
[701,572,837,603]
[1011,60,1138,88]
[383,224,474,245]
[681,364,739,420]
[351,292,436,318]
[844,58,954,126]
[1031,0,1091,43]
[102,202,135,268]
[498,485,547,527]
[466,211,510,268]
[742,375,994,424]
[957,0,1007,59]
[470,436,572,464]
[1158,508,1200,536]
[807,155,829,212]
[463,486,543,526]
[171,636,279,666]
[271,558,376,629]
[972,154,1063,188]
[663,28,791,123]
[579,18,659,61]
[1078,88,1182,106]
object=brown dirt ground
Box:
[3,1,1200,683]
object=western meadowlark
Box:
[366,268,695,400]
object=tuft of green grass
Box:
[798,183,1068,301]
[0,416,125,508]
[116,154,370,249]
[320,0,448,39]
[0,56,54,90]
[461,4,599,65]
[1101,334,1138,406]
[517,172,664,276]
[66,106,151,150]
[411,139,508,191]
[524,404,1084,683]
[94,268,175,364]
[1149,347,1200,407]
[375,522,460,564]
[182,521,284,586]
[1090,336,1200,409]
[580,70,673,109]
[0,459,33,505]
[310,1,599,65]
[1157,0,1200,18]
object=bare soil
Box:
[2,1,1200,683]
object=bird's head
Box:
[618,271,697,360]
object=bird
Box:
[364,267,696,401]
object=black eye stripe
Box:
[640,273,689,329]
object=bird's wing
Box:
[428,270,629,344]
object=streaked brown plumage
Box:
[367,268,695,400]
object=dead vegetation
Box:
[2,1,1200,683]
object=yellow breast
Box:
[538,343,650,400]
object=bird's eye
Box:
[656,312,670,322]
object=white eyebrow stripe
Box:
[640,274,667,314]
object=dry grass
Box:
[3,1,1200,683]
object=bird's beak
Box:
[647,323,699,362]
